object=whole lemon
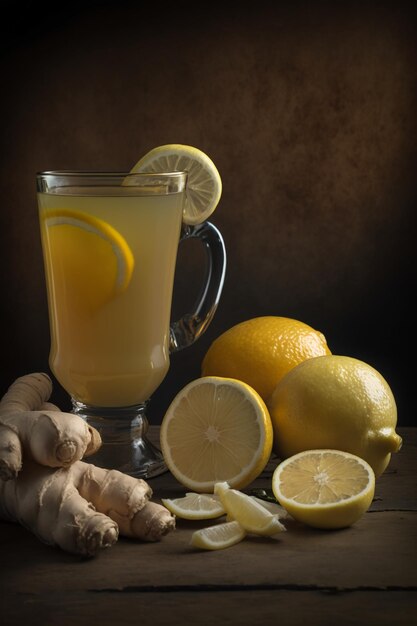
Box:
[202,317,331,402]
[268,355,402,477]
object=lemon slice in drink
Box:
[191,521,246,551]
[161,493,225,520]
[160,376,273,493]
[272,449,375,529]
[43,209,134,312]
[131,144,222,225]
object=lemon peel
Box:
[202,316,331,402]
[269,355,401,476]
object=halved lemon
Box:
[160,376,273,493]
[42,209,134,312]
[130,144,222,225]
[191,520,246,551]
[215,482,286,536]
[272,449,375,529]
[161,493,225,520]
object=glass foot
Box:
[72,400,167,479]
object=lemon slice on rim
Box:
[191,521,246,551]
[160,376,273,493]
[130,144,222,225]
[272,449,375,529]
[161,493,225,520]
[42,209,134,312]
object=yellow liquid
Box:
[38,187,183,407]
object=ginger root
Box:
[0,373,101,479]
[0,373,175,556]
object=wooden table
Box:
[1,428,416,625]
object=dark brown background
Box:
[0,1,415,425]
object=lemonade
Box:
[36,149,225,478]
[38,180,184,407]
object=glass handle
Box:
[169,222,226,353]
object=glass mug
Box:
[37,171,226,478]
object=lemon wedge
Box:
[191,521,246,551]
[250,496,290,518]
[42,209,134,312]
[214,482,286,536]
[130,144,222,225]
[161,493,225,520]
[160,376,273,493]
[272,449,376,529]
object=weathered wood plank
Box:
[1,511,415,593]
[2,589,417,626]
[0,427,415,626]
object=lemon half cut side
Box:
[130,144,222,225]
[43,209,134,311]
[160,376,273,493]
[272,449,376,529]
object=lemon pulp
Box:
[272,449,376,529]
